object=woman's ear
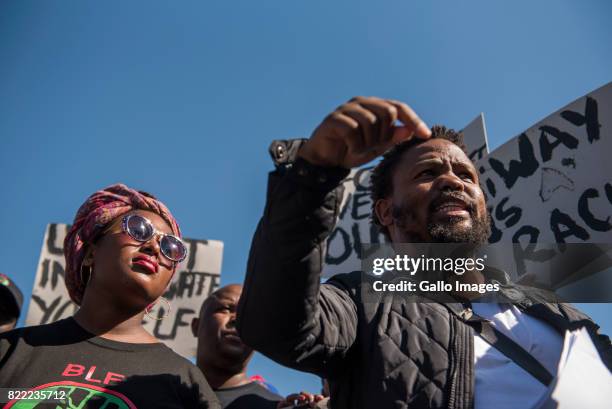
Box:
[374,198,393,228]
[82,246,95,267]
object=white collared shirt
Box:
[472,303,564,409]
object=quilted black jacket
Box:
[237,139,612,409]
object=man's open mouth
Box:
[431,199,471,218]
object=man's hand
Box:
[298,96,431,169]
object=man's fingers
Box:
[305,96,430,168]
[326,111,360,136]
[341,103,380,151]
[391,126,414,144]
[358,100,398,144]
[389,100,431,140]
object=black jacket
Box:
[237,139,612,409]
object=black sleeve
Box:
[237,140,358,378]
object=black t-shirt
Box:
[0,318,220,409]
[215,382,282,409]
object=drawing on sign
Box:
[539,167,575,202]
[25,223,223,358]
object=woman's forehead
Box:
[125,209,174,234]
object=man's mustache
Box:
[391,191,476,224]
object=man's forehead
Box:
[214,292,240,303]
[399,139,470,166]
[199,285,242,317]
[210,285,242,303]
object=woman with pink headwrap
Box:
[0,184,221,408]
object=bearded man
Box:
[237,97,611,409]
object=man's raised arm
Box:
[236,97,431,377]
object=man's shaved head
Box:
[198,284,243,318]
[192,284,252,378]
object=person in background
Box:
[0,184,220,408]
[192,284,323,409]
[0,273,23,333]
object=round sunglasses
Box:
[121,214,187,263]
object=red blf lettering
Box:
[103,372,125,385]
[85,366,102,383]
[62,363,85,377]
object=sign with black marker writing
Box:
[25,223,223,358]
[476,82,612,284]
[478,82,611,246]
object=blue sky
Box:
[1,0,611,396]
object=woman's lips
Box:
[132,258,158,274]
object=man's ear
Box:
[374,198,394,228]
[191,317,199,337]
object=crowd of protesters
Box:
[1,96,611,408]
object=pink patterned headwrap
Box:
[64,183,182,305]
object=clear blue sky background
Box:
[1,0,610,396]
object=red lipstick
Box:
[132,255,158,274]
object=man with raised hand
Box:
[237,97,611,409]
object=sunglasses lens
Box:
[160,235,187,262]
[126,215,154,241]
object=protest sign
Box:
[25,223,223,358]
[478,82,612,283]
[477,82,611,245]
[463,113,490,161]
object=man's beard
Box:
[392,192,491,245]
[427,213,491,244]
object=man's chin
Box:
[220,346,253,363]
[428,221,476,243]
[427,215,491,244]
